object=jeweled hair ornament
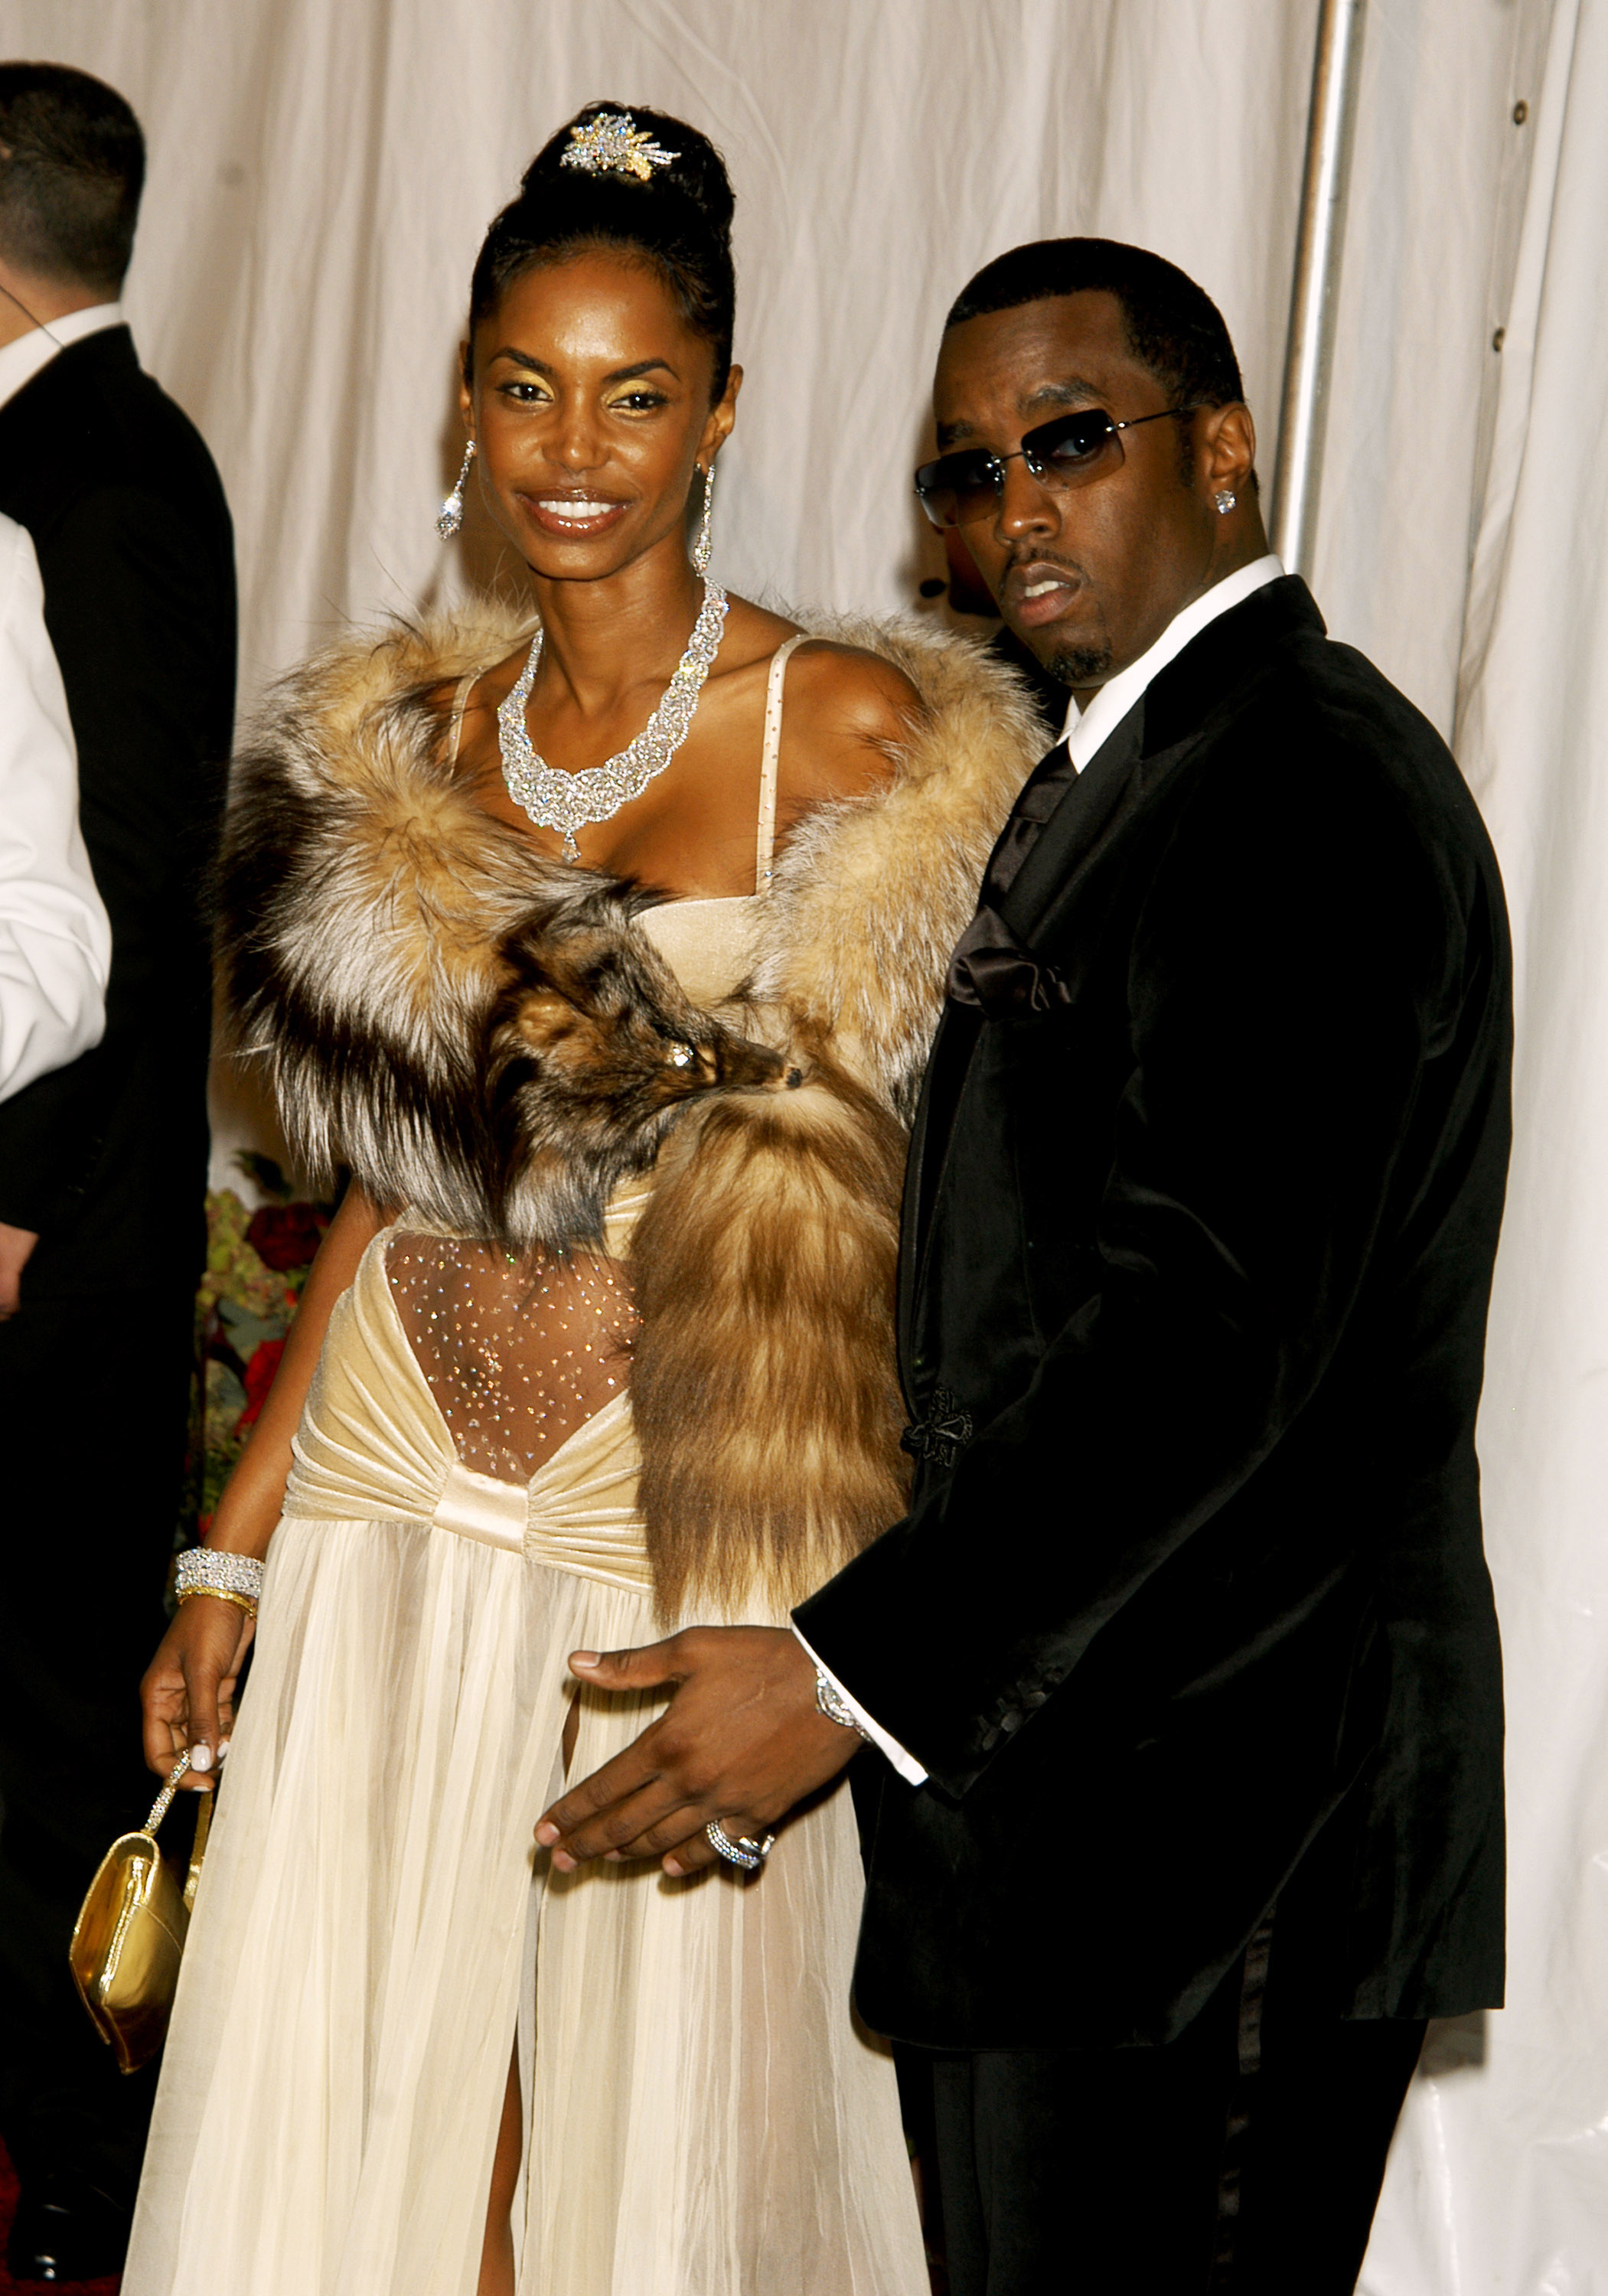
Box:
[561,112,679,182]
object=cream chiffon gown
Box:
[124,640,928,2296]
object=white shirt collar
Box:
[0,301,125,415]
[1062,553,1287,770]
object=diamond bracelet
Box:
[174,1547,264,1606]
[814,1666,871,1741]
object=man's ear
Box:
[1201,401,1256,498]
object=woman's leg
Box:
[477,1694,576,2292]
[477,2048,522,2296]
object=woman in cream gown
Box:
[127,104,1039,2296]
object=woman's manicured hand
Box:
[141,1596,253,1788]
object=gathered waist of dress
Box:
[281,1217,654,1596]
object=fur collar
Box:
[217,598,1042,1244]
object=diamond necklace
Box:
[497,580,729,863]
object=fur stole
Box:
[217,599,1041,1613]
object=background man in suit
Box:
[0,63,236,2281]
[537,239,1511,2293]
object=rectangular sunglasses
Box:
[914,404,1198,530]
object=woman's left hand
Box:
[535,1626,856,1876]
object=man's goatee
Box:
[1044,640,1113,687]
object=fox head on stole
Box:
[482,885,803,1251]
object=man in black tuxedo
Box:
[0,64,236,2279]
[537,240,1509,2291]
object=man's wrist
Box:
[790,1625,930,1786]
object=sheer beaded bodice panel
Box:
[386,1234,638,1484]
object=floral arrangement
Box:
[179,1153,332,1539]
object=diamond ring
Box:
[705,1818,777,1873]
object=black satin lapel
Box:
[898,707,1144,1381]
[897,1000,982,1393]
[994,579,1328,947]
[994,700,1147,944]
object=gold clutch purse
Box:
[69,1751,214,2074]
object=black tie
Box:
[976,735,1078,904]
[946,736,1079,1013]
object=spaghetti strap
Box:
[757,633,807,892]
[448,669,477,765]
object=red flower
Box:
[246,1202,330,1271]
[237,1338,285,1431]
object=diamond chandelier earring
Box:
[692,461,716,575]
[1213,488,1237,515]
[437,440,476,540]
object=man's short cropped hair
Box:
[947,238,1245,416]
[0,63,144,297]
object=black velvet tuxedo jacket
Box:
[0,327,236,1294]
[797,577,1511,2050]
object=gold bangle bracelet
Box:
[176,1586,258,1620]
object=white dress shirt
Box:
[0,512,110,1103]
[0,298,124,414]
[1059,552,1285,766]
[794,551,1289,1784]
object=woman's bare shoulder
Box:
[790,638,921,733]
[773,638,922,807]
[719,597,920,737]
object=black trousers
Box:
[0,1283,195,2208]
[925,1918,1425,2295]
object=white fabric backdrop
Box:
[1363,1,1608,2285]
[0,0,1532,728]
[3,1,1603,2284]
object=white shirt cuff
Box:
[791,1625,928,1786]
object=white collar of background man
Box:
[0,300,125,416]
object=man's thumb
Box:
[569,1640,677,1688]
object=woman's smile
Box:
[516,488,633,537]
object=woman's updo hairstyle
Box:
[468,103,736,400]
